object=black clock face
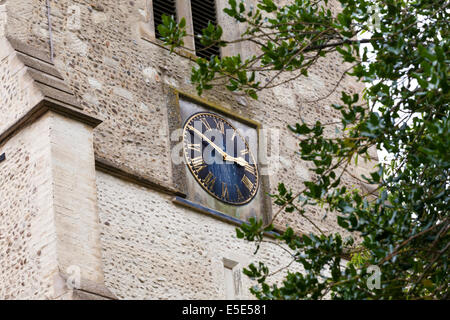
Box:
[183,112,259,205]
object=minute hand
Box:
[224,155,248,167]
[187,125,249,167]
[187,125,227,158]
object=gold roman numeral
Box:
[221,182,230,201]
[244,164,256,176]
[241,174,254,191]
[213,118,225,135]
[235,184,244,201]
[202,171,216,191]
[200,118,212,131]
[240,149,249,156]
[187,143,201,152]
[191,156,207,172]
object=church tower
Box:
[0,0,374,299]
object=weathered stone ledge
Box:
[173,196,281,239]
[0,99,102,147]
[95,156,186,198]
[58,272,117,300]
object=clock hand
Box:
[187,125,227,158]
[224,155,248,167]
[187,125,251,167]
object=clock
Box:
[183,112,259,205]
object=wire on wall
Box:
[46,0,54,62]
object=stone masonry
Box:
[0,0,375,299]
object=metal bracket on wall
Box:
[0,153,5,163]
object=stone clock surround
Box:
[166,88,274,226]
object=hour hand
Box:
[224,155,248,167]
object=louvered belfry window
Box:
[191,0,221,59]
[153,0,177,39]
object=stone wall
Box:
[2,0,368,235]
[0,37,45,135]
[0,113,57,299]
[0,109,112,299]
[97,171,302,299]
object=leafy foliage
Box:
[159,0,449,299]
